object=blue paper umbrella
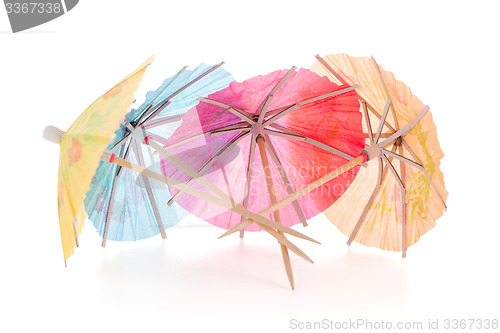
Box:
[84,62,234,244]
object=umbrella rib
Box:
[262,85,359,127]
[141,62,226,126]
[211,123,252,135]
[102,141,131,246]
[365,133,392,139]
[139,100,171,125]
[198,97,255,125]
[240,132,256,238]
[132,140,167,239]
[267,124,355,161]
[256,66,297,123]
[381,153,405,190]
[374,98,392,143]
[365,102,397,133]
[398,145,407,258]
[378,105,430,147]
[314,54,398,134]
[371,56,392,104]
[264,105,293,118]
[362,100,374,144]
[167,131,251,205]
[382,148,423,170]
[347,156,383,245]
[380,145,397,185]
[371,54,401,134]
[401,141,447,210]
[162,122,249,150]
[101,176,118,247]
[71,218,79,247]
[263,134,308,227]
[110,132,132,153]
[315,54,349,85]
[148,66,188,106]
[370,54,401,133]
[143,113,184,129]
[134,66,188,125]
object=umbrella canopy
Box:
[311,54,448,257]
[83,63,234,246]
[46,57,153,263]
[161,67,365,232]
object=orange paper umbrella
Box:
[311,54,448,257]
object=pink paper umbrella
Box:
[161,67,365,288]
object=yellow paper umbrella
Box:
[311,54,447,257]
[44,57,154,264]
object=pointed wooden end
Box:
[161,233,167,240]
[64,260,67,268]
[218,230,231,239]
[101,240,107,248]
[167,199,174,207]
[239,230,245,238]
[346,239,353,246]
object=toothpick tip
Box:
[218,232,230,239]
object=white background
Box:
[1,1,499,332]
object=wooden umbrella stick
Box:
[256,136,294,290]
[144,139,320,245]
[100,152,319,253]
[220,154,366,238]
[101,148,320,244]
[144,137,312,240]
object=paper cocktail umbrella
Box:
[83,62,233,246]
[43,57,153,264]
[159,68,366,288]
[311,54,448,257]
